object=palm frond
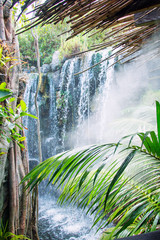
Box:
[21,102,160,238]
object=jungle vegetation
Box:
[18,21,105,66]
[22,100,160,239]
[1,0,160,239]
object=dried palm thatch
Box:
[14,0,160,67]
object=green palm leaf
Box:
[21,101,160,238]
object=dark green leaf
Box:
[104,149,137,209]
[0,89,12,102]
[78,170,90,190]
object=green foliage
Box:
[0,221,30,240]
[18,21,69,66]
[18,30,35,66]
[59,36,87,61]
[0,45,16,74]
[18,21,106,67]
[0,82,12,102]
[56,90,72,110]
[0,83,37,153]
[22,101,160,239]
[86,30,106,49]
[43,55,53,64]
[37,24,63,64]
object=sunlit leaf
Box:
[20,100,27,111]
[20,112,38,119]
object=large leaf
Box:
[104,149,137,209]
[21,101,160,238]
[0,89,12,102]
[20,112,38,119]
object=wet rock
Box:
[29,159,39,171]
[41,64,51,73]
[50,51,61,72]
[30,66,37,73]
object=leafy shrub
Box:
[43,55,53,64]
[59,36,87,61]
[18,30,35,67]
[18,21,69,66]
[0,82,37,153]
[18,21,106,67]
[0,44,16,77]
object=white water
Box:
[38,196,103,240]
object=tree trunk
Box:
[0,4,39,240]
[9,143,16,234]
[19,154,28,236]
[31,28,42,163]
[4,3,12,42]
[31,185,39,240]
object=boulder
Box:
[50,51,61,72]
[41,64,51,73]
[30,66,37,73]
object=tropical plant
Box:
[0,221,30,240]
[22,101,160,239]
[18,21,69,66]
[0,82,37,153]
[59,36,87,60]
[18,20,106,67]
[0,45,16,75]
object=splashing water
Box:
[38,196,104,240]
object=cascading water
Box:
[24,50,114,240]
[74,50,115,145]
[58,59,77,150]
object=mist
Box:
[69,34,160,148]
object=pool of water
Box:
[38,196,103,240]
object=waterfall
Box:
[24,50,114,239]
[24,51,114,159]
[24,74,39,166]
[58,59,77,150]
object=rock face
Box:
[40,51,61,73]
[41,64,51,73]
[50,51,61,72]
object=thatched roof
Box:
[14,0,160,66]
